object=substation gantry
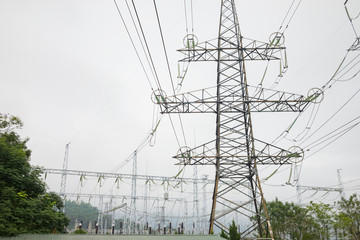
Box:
[153,0,322,238]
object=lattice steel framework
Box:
[155,0,318,238]
[60,142,70,213]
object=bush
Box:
[74,229,87,234]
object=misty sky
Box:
[1,0,360,209]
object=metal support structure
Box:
[131,150,137,234]
[144,178,149,231]
[297,169,344,204]
[60,142,70,213]
[62,192,185,202]
[297,185,343,192]
[193,165,199,234]
[202,175,208,234]
[294,164,302,204]
[155,0,315,238]
[337,169,345,199]
[43,168,214,184]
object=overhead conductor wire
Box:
[113,0,154,91]
[153,0,188,147]
[130,0,183,148]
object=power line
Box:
[124,0,158,88]
[302,115,360,158]
[153,0,188,146]
[130,0,164,92]
[113,0,154,91]
[300,87,360,145]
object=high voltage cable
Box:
[301,116,360,160]
[113,0,154,91]
[190,0,194,33]
[294,115,360,188]
[153,0,188,146]
[274,81,360,146]
[129,0,184,148]
[302,116,360,151]
[278,0,296,32]
[300,87,360,146]
[130,0,164,92]
[279,0,303,34]
[183,0,189,34]
[124,0,158,88]
[344,0,360,39]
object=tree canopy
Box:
[265,196,360,240]
[219,196,360,240]
[0,114,69,236]
[65,200,99,230]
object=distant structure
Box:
[296,169,345,204]
[60,142,70,213]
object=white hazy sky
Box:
[1,0,360,206]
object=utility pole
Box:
[193,165,199,234]
[130,150,137,234]
[295,164,302,204]
[60,142,70,213]
[144,178,149,233]
[337,169,345,199]
[202,175,208,234]
[155,0,319,237]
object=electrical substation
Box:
[34,0,360,238]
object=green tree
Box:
[266,198,317,240]
[220,228,229,239]
[219,220,240,240]
[0,114,69,236]
[306,201,334,239]
[336,194,360,240]
[228,220,240,240]
[65,200,99,230]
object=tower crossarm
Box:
[297,185,342,192]
[174,137,303,166]
[178,38,285,62]
[43,168,214,184]
[156,85,311,114]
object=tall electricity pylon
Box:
[155,0,319,238]
[60,142,70,213]
[130,150,137,234]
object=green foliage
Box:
[306,201,334,239]
[65,200,99,230]
[74,229,87,234]
[266,198,311,240]
[336,194,360,240]
[264,196,360,240]
[220,228,229,239]
[228,220,240,240]
[219,221,240,240]
[0,114,69,236]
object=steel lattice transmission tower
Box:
[154,0,321,238]
[60,142,70,213]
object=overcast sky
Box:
[1,0,360,208]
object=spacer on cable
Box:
[183,34,198,49]
[176,146,193,165]
[287,146,304,164]
[269,32,285,46]
[306,88,324,104]
[151,89,167,104]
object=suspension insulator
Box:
[287,146,304,164]
[151,89,167,104]
[269,32,285,46]
[183,34,198,49]
[306,88,324,104]
[176,146,193,165]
